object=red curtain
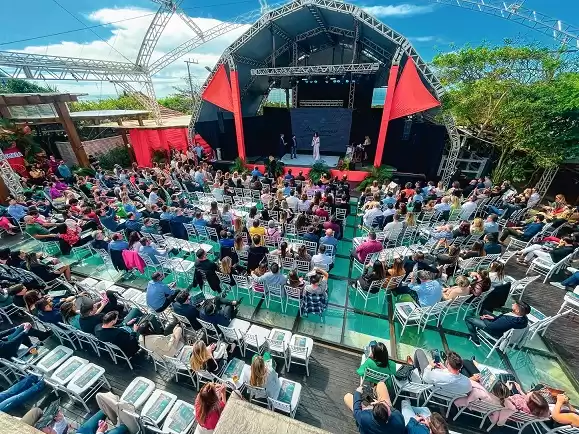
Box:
[389,58,441,120]
[129,127,189,167]
[202,64,234,112]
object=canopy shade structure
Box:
[191,0,443,126]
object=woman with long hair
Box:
[246,207,258,229]
[25,252,72,282]
[233,217,246,235]
[358,260,386,293]
[450,195,461,211]
[404,212,416,227]
[470,218,484,235]
[194,382,227,432]
[287,269,305,289]
[488,261,505,284]
[233,234,248,253]
[24,289,42,314]
[128,231,142,251]
[295,213,308,232]
[274,241,293,259]
[60,301,81,329]
[243,353,280,398]
[190,340,226,374]
[297,194,311,212]
[296,244,311,262]
[356,341,395,385]
[461,240,486,260]
[311,131,320,161]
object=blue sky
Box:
[0,0,576,97]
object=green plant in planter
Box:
[265,158,284,178]
[309,161,331,184]
[230,157,247,174]
[73,166,96,177]
[357,165,396,191]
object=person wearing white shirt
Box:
[148,188,160,205]
[383,213,404,237]
[386,180,399,194]
[459,197,478,220]
[527,189,541,209]
[415,350,472,396]
[285,190,299,211]
[311,244,334,268]
[363,203,383,228]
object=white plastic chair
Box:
[395,300,450,336]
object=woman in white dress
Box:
[311,132,320,161]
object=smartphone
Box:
[432,349,441,365]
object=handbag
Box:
[394,364,414,382]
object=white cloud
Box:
[362,4,435,17]
[409,36,435,42]
[12,7,251,98]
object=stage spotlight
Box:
[345,79,349,83]
[351,79,356,84]
[314,80,318,83]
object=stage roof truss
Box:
[250,63,380,76]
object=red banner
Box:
[3,146,27,176]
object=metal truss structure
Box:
[300,99,343,107]
[535,166,560,198]
[250,63,380,76]
[0,155,23,196]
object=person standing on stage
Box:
[312,132,320,161]
[291,135,298,159]
[279,134,287,159]
[363,135,371,160]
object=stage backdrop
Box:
[290,108,352,152]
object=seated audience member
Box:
[499,214,545,244]
[249,219,266,245]
[436,246,460,276]
[91,230,110,251]
[95,311,141,358]
[483,233,502,255]
[0,323,50,359]
[35,298,64,325]
[465,301,530,347]
[506,382,550,418]
[553,270,579,291]
[319,228,339,247]
[199,296,242,327]
[488,261,506,285]
[247,235,269,272]
[137,320,184,358]
[195,248,221,293]
[139,237,167,264]
[146,272,177,312]
[190,340,227,374]
[460,241,486,260]
[470,218,485,236]
[484,214,500,234]
[356,341,396,385]
[403,252,438,277]
[469,270,492,296]
[172,291,202,330]
[25,252,73,283]
[392,270,442,307]
[516,236,575,266]
[252,262,287,288]
[400,400,449,434]
[413,350,472,395]
[311,244,334,269]
[302,226,320,244]
[194,382,227,432]
[552,394,579,427]
[442,276,471,300]
[109,233,129,251]
[363,203,383,228]
[79,300,111,334]
[353,231,383,263]
[242,353,280,399]
[383,212,404,237]
[343,381,405,434]
[302,268,329,315]
[0,374,46,413]
[357,260,387,293]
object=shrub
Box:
[357,165,396,191]
[98,146,131,170]
[308,161,331,184]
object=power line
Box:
[0,0,254,47]
[50,0,134,63]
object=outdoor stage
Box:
[279,154,340,168]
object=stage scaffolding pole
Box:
[291,41,298,108]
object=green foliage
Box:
[337,157,351,171]
[0,119,43,162]
[0,78,55,93]
[308,162,331,184]
[158,94,192,114]
[265,159,285,178]
[73,167,96,177]
[433,43,579,183]
[357,165,396,191]
[152,149,168,164]
[98,147,131,170]
[231,157,247,174]
[69,94,146,112]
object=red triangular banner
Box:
[389,58,440,120]
[201,63,234,112]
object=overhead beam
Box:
[250,63,380,76]
[306,4,334,45]
[137,0,179,67]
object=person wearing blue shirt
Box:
[109,234,129,251]
[57,162,72,180]
[7,198,27,221]
[392,270,442,307]
[99,207,125,231]
[483,214,499,234]
[250,166,263,178]
[146,272,177,312]
[283,183,291,196]
[381,193,397,207]
[159,207,175,221]
[125,213,142,233]
[284,169,295,181]
[194,169,205,186]
[193,211,207,227]
[319,229,339,248]
[344,381,405,434]
[483,233,502,255]
[140,238,167,264]
[498,214,545,244]
[302,226,319,245]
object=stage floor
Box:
[280,153,340,168]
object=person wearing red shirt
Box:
[353,231,383,263]
[400,182,415,199]
[194,382,227,431]
[314,205,329,219]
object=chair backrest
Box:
[509,275,539,298]
[266,283,284,298]
[197,317,220,336]
[215,271,231,285]
[265,337,286,353]
[363,367,391,383]
[173,312,194,329]
[295,260,311,274]
[367,278,387,292]
[246,383,268,400]
[304,241,317,256]
[268,397,291,413]
[285,285,302,300]
[281,256,296,270]
[289,343,310,358]
[425,300,451,317]
[217,324,241,341]
[233,274,251,288]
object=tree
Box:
[68,93,145,112]
[433,43,579,183]
[0,78,56,93]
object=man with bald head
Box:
[319,228,338,249]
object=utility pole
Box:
[184,58,199,111]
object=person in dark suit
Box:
[279,134,287,159]
[172,292,202,330]
[291,135,297,159]
[466,301,530,347]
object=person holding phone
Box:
[0,322,50,359]
[414,350,472,396]
[195,382,227,432]
[552,394,579,426]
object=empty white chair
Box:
[287,334,313,376]
[395,300,450,336]
[267,378,301,418]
